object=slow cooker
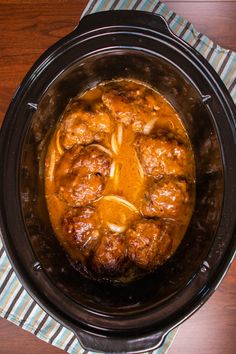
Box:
[0,11,236,353]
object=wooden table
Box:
[0,1,235,353]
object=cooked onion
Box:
[117,124,123,146]
[111,133,118,154]
[107,222,126,233]
[103,195,138,213]
[113,167,118,188]
[93,196,103,203]
[109,161,116,178]
[89,144,113,156]
[143,117,158,135]
[135,152,144,179]
[113,163,122,188]
[81,236,92,248]
[167,119,174,130]
[56,130,64,155]
[47,150,56,181]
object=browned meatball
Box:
[135,135,192,178]
[126,220,172,270]
[93,232,127,275]
[102,82,159,129]
[58,174,104,207]
[55,145,112,207]
[72,145,111,177]
[102,87,136,126]
[60,100,112,149]
[62,206,101,257]
[142,178,190,220]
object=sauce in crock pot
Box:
[45,79,195,282]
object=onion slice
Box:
[89,143,113,156]
[113,163,121,188]
[47,150,56,181]
[93,196,103,203]
[135,152,144,179]
[107,222,126,233]
[103,195,138,213]
[167,119,174,130]
[56,130,64,155]
[109,161,116,178]
[117,124,123,146]
[111,133,119,154]
[143,117,158,135]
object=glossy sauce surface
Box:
[45,79,195,282]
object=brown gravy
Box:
[45,79,195,282]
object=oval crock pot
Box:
[0,11,236,353]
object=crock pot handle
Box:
[76,10,174,37]
[74,328,168,353]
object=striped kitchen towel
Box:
[0,1,235,354]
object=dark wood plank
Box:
[170,260,236,354]
[0,1,235,354]
[0,317,64,354]
[0,0,87,125]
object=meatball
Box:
[55,145,112,207]
[72,145,111,177]
[58,174,104,207]
[135,135,192,177]
[126,220,172,270]
[62,206,101,257]
[60,100,112,149]
[102,82,159,129]
[102,87,136,126]
[93,232,127,275]
[142,178,190,220]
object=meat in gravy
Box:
[45,79,195,282]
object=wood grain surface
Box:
[0,1,235,354]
